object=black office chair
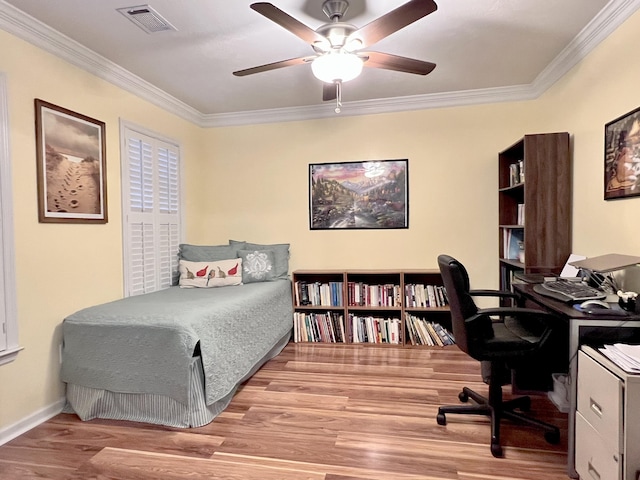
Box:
[436,254,560,457]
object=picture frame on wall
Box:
[604,105,640,200]
[35,99,108,223]
[309,159,408,230]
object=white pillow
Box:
[179,258,242,288]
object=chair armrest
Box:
[470,289,517,300]
[477,307,558,326]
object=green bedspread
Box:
[61,280,293,406]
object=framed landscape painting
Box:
[35,99,107,223]
[604,105,640,200]
[309,159,408,230]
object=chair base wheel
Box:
[436,413,447,425]
[491,442,503,458]
[544,429,560,444]
[458,391,469,402]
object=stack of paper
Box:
[599,343,640,373]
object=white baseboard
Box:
[0,397,66,446]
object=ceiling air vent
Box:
[117,5,177,34]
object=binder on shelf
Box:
[517,203,525,225]
[505,228,524,261]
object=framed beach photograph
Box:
[604,105,640,200]
[35,99,107,223]
[309,159,408,230]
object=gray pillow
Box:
[229,240,289,279]
[179,243,239,262]
[237,249,276,283]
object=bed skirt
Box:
[63,331,290,428]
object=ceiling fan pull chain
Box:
[335,81,342,113]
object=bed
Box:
[61,241,293,428]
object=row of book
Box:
[405,283,448,308]
[405,313,455,347]
[294,311,402,344]
[294,281,343,307]
[347,282,401,307]
[350,315,401,344]
[294,311,345,343]
[294,311,455,347]
[508,159,525,186]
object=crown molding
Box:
[2,0,639,127]
[0,1,202,125]
[200,84,535,127]
[531,0,640,96]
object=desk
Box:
[513,283,640,479]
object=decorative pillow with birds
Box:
[178,258,242,288]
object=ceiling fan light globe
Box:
[311,52,363,83]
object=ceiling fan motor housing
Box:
[322,0,350,21]
[314,22,358,51]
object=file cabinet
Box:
[576,346,640,480]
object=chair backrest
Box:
[438,254,493,357]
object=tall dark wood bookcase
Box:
[498,133,572,292]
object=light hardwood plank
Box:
[0,343,570,479]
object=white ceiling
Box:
[2,0,639,126]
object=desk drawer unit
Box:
[577,347,640,480]
[575,412,622,480]
[577,351,623,450]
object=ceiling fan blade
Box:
[348,0,437,49]
[233,56,316,77]
[323,83,337,101]
[250,3,328,47]
[362,51,436,75]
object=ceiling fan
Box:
[233,0,438,112]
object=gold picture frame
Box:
[35,99,107,223]
[604,105,640,200]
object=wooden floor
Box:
[0,343,570,479]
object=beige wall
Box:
[194,103,535,277]
[0,30,202,429]
[535,15,640,258]
[190,9,640,286]
[2,7,640,433]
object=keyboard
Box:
[539,280,606,302]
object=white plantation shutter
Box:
[122,123,181,296]
[157,146,180,289]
